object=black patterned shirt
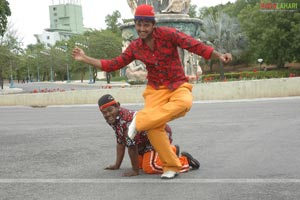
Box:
[109,107,172,155]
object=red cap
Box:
[134,4,155,21]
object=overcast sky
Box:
[7,0,235,47]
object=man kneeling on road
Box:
[98,94,200,179]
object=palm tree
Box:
[200,11,246,80]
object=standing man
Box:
[72,4,232,179]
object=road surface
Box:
[1,97,300,200]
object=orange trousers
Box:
[138,145,190,174]
[136,83,193,172]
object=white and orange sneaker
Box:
[161,171,178,179]
[127,112,137,140]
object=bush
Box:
[201,69,300,83]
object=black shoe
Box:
[181,151,200,170]
[175,144,180,157]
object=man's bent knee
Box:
[177,96,193,111]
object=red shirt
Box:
[101,26,214,90]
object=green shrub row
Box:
[201,69,300,82]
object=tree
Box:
[0,0,11,36]
[0,43,9,89]
[69,29,123,82]
[66,34,91,82]
[88,30,123,81]
[188,4,198,18]
[25,43,47,81]
[238,2,300,68]
[200,11,246,79]
[0,23,23,88]
[222,0,260,17]
[105,10,122,35]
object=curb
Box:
[0,78,299,106]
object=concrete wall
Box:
[1,78,299,107]
[193,77,300,100]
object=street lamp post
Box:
[9,60,14,88]
[258,58,263,71]
[27,65,30,82]
[66,62,70,82]
[75,42,93,84]
[50,64,54,82]
[28,55,39,82]
[55,45,70,83]
[37,65,40,82]
[9,42,24,88]
[40,51,54,82]
[88,64,93,84]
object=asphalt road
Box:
[1,97,300,200]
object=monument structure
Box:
[122,0,202,83]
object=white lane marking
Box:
[1,179,300,183]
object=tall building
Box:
[35,0,84,47]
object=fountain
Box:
[121,0,203,84]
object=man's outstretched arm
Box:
[72,47,103,70]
